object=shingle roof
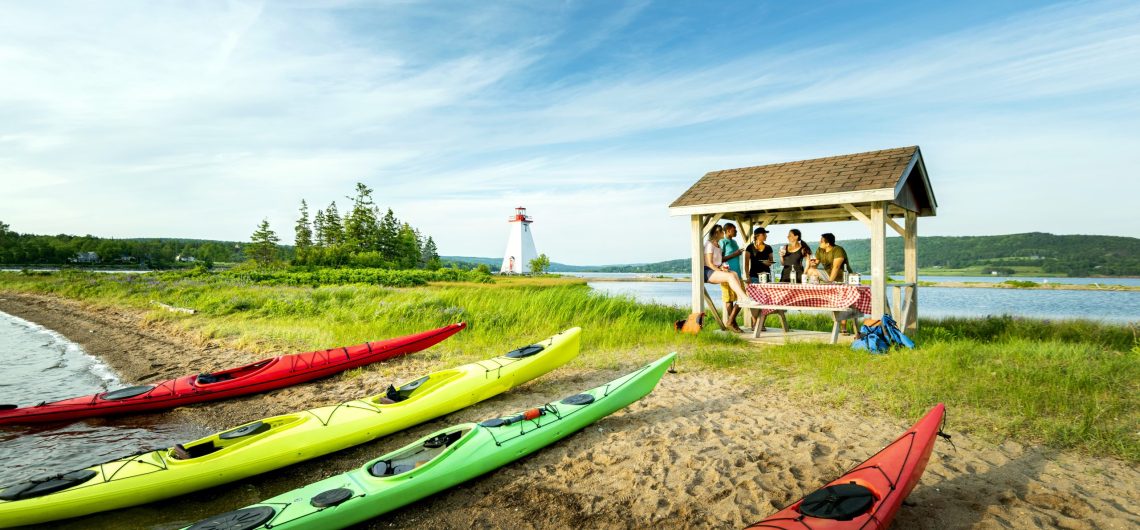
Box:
[670,146,919,208]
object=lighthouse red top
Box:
[509,207,533,223]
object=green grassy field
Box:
[1,270,1136,462]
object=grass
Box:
[1,270,1136,461]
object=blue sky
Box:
[1,1,1138,264]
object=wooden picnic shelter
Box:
[668,146,937,338]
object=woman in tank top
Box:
[779,229,811,283]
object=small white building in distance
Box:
[500,207,537,274]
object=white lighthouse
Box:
[500,207,537,274]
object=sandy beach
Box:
[0,292,1136,529]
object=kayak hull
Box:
[0,323,466,424]
[186,352,676,530]
[0,328,580,527]
[747,404,945,530]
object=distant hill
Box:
[445,233,1140,276]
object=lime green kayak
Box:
[184,352,675,530]
[0,328,581,528]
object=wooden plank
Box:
[885,215,906,237]
[892,286,902,323]
[702,286,727,331]
[690,215,704,314]
[870,202,887,317]
[904,210,918,333]
[702,213,724,235]
[840,203,873,229]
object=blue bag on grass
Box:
[852,314,914,353]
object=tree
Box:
[529,253,551,275]
[313,209,327,247]
[395,223,420,269]
[377,208,399,260]
[294,200,313,264]
[421,236,441,270]
[249,219,280,267]
[322,201,344,246]
[344,183,379,252]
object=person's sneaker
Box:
[737,298,761,308]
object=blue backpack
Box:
[852,314,915,354]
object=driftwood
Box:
[150,300,196,314]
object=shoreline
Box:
[0,292,1137,529]
[580,275,1140,291]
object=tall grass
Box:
[1,270,1136,461]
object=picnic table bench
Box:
[744,283,873,344]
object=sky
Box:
[1,0,1138,265]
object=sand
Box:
[0,292,1136,529]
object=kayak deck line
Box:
[0,327,580,528]
[0,323,467,424]
[183,352,675,530]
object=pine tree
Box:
[312,209,326,247]
[377,208,400,260]
[250,219,280,267]
[396,223,420,269]
[421,236,441,270]
[344,183,378,252]
[294,200,313,264]
[323,201,344,246]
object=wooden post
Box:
[690,215,704,315]
[870,202,887,317]
[904,210,918,333]
[739,215,754,328]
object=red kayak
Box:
[0,323,466,425]
[746,404,946,530]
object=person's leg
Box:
[709,271,757,306]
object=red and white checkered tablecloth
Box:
[744,283,872,318]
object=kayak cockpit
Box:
[195,359,274,386]
[168,415,304,461]
[371,370,462,406]
[368,428,471,477]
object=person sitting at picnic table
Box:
[704,225,760,332]
[779,229,811,283]
[743,226,774,283]
[807,233,856,334]
[807,232,852,283]
[719,223,746,330]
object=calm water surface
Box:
[584,277,1140,323]
[0,310,210,486]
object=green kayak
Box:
[185,352,676,530]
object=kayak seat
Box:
[505,344,544,358]
[196,372,234,385]
[100,385,155,401]
[384,376,430,403]
[172,441,219,460]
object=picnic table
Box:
[744,283,873,344]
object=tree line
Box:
[0,220,246,267]
[250,183,441,270]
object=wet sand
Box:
[0,292,1136,529]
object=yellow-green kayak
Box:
[0,328,580,527]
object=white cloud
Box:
[1,1,1138,263]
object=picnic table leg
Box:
[830,311,842,344]
[777,310,789,332]
[752,308,762,339]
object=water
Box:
[0,310,209,486]
[562,271,1140,287]
[587,277,1140,323]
